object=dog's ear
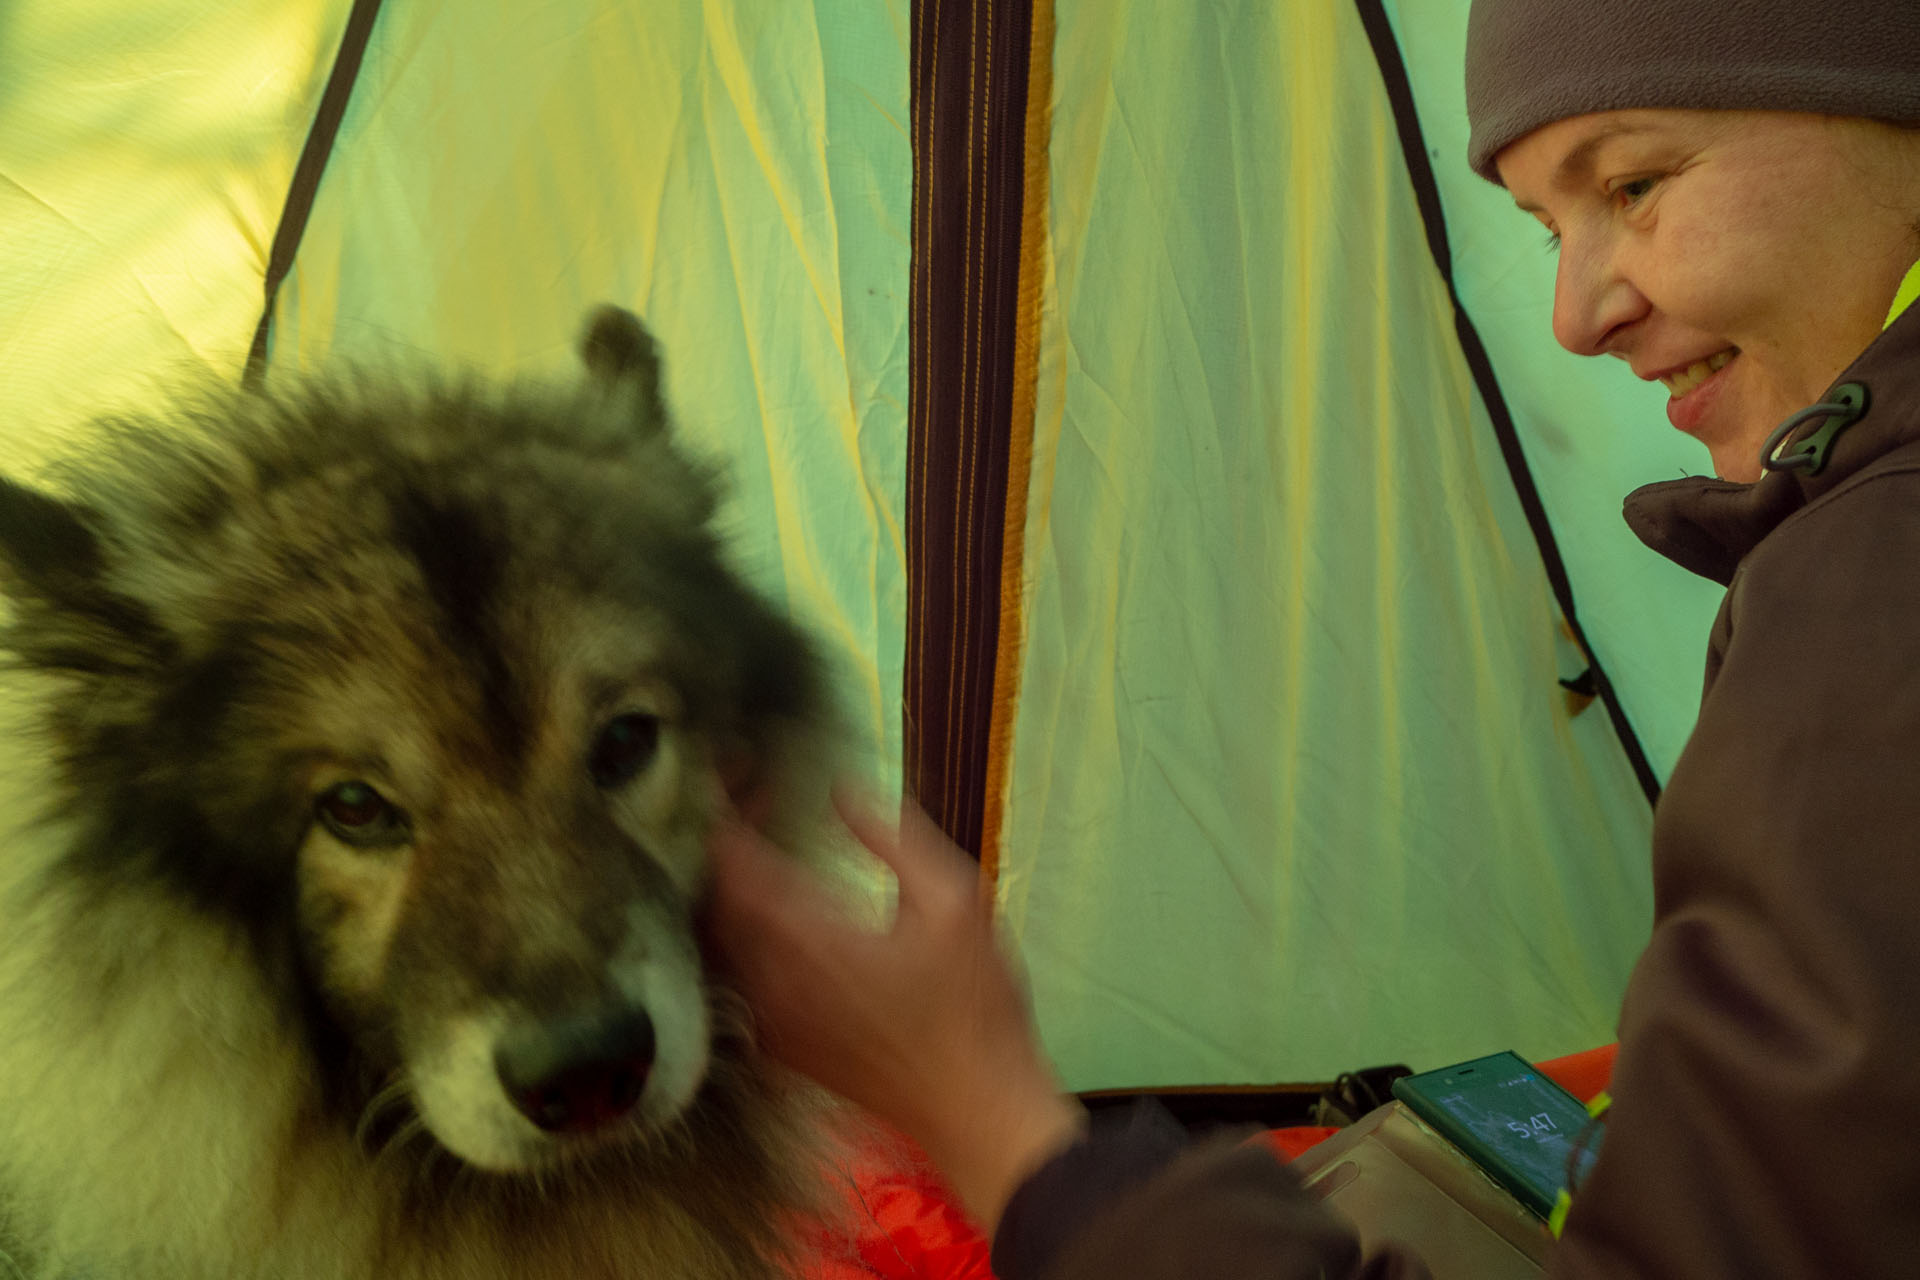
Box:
[0,476,108,602]
[0,476,179,673]
[579,305,669,436]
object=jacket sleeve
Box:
[1546,475,1920,1279]
[989,1101,1432,1280]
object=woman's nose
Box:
[1551,236,1648,357]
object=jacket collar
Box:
[1622,285,1920,585]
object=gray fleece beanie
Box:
[1465,0,1920,183]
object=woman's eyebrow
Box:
[1515,122,1659,212]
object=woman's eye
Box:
[1614,177,1658,206]
[315,781,408,846]
[589,712,661,788]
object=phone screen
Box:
[1391,1051,1601,1217]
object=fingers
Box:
[703,779,1047,1159]
[828,781,900,861]
[707,816,806,910]
[704,818,861,1063]
[734,781,777,832]
[705,818,837,963]
[831,783,984,917]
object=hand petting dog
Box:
[705,786,1087,1234]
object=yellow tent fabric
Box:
[0,2,339,469]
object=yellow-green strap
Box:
[1548,1188,1576,1237]
[1887,258,1920,330]
[1548,1090,1612,1239]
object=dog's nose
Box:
[494,1007,656,1134]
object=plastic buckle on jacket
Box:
[1760,382,1870,477]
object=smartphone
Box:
[1390,1050,1602,1219]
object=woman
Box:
[707,0,1920,1275]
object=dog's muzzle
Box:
[493,1006,657,1135]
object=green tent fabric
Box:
[0,0,1723,1093]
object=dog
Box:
[0,308,845,1279]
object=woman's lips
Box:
[1663,350,1738,433]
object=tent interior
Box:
[2,0,1727,1119]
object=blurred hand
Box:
[704,784,1086,1233]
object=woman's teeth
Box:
[1661,349,1735,398]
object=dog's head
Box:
[0,309,831,1174]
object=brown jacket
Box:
[992,299,1920,1280]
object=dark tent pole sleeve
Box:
[906,0,1051,863]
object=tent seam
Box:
[244,0,387,384]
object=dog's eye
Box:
[589,713,660,788]
[315,781,408,846]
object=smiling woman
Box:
[1493,110,1920,479]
